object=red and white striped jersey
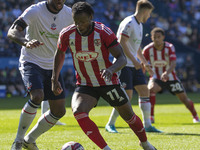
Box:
[58,22,120,87]
[143,42,177,81]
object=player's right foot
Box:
[23,140,39,150]
[145,126,163,133]
[193,116,200,123]
[140,141,157,150]
[56,120,66,125]
[105,124,118,133]
[150,116,155,123]
[11,141,23,150]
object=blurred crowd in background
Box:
[0,0,200,97]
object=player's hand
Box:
[134,61,142,70]
[161,72,169,82]
[51,80,63,96]
[144,63,154,76]
[25,39,44,49]
[100,69,113,82]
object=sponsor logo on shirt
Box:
[75,51,98,62]
[39,31,58,39]
[153,60,167,67]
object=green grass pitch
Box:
[0,93,199,150]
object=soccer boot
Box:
[23,140,39,150]
[11,141,23,150]
[145,125,163,133]
[56,120,66,125]
[105,124,118,133]
[193,116,200,123]
[140,141,157,150]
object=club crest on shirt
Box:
[75,51,98,62]
[94,39,101,46]
[51,23,56,30]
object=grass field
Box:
[0,93,200,150]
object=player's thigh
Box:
[125,89,133,100]
[71,92,98,114]
[147,79,162,93]
[134,84,149,97]
[100,84,129,107]
[19,62,45,102]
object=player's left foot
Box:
[145,126,163,133]
[56,120,66,125]
[140,141,157,150]
[23,140,39,150]
[105,124,118,133]
[193,116,200,123]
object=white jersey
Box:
[116,15,143,67]
[19,1,73,70]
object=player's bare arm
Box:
[119,34,141,69]
[7,18,44,48]
[100,44,127,82]
[161,60,176,82]
[137,48,154,76]
[51,48,65,95]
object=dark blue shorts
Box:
[75,84,129,106]
[19,62,65,100]
[119,66,147,90]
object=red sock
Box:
[187,100,197,117]
[150,92,156,116]
[74,112,107,149]
[126,114,147,142]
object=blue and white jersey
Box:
[116,15,143,67]
[19,1,73,70]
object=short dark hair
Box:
[136,0,154,12]
[72,2,94,16]
[151,27,165,36]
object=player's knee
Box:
[52,108,66,118]
[31,91,44,104]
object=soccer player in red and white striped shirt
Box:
[143,27,200,123]
[52,2,156,150]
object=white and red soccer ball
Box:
[61,141,84,150]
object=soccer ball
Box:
[61,141,84,150]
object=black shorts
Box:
[119,67,146,90]
[154,79,185,95]
[75,84,129,106]
[19,62,65,100]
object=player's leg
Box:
[147,79,162,123]
[176,92,200,123]
[11,63,44,150]
[22,71,66,149]
[105,85,156,149]
[167,80,200,123]
[41,100,66,125]
[105,67,133,133]
[72,86,111,150]
[105,89,133,133]
[133,69,161,133]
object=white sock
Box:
[139,97,151,128]
[15,99,39,142]
[41,100,49,114]
[102,145,111,150]
[24,110,59,143]
[106,108,119,126]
